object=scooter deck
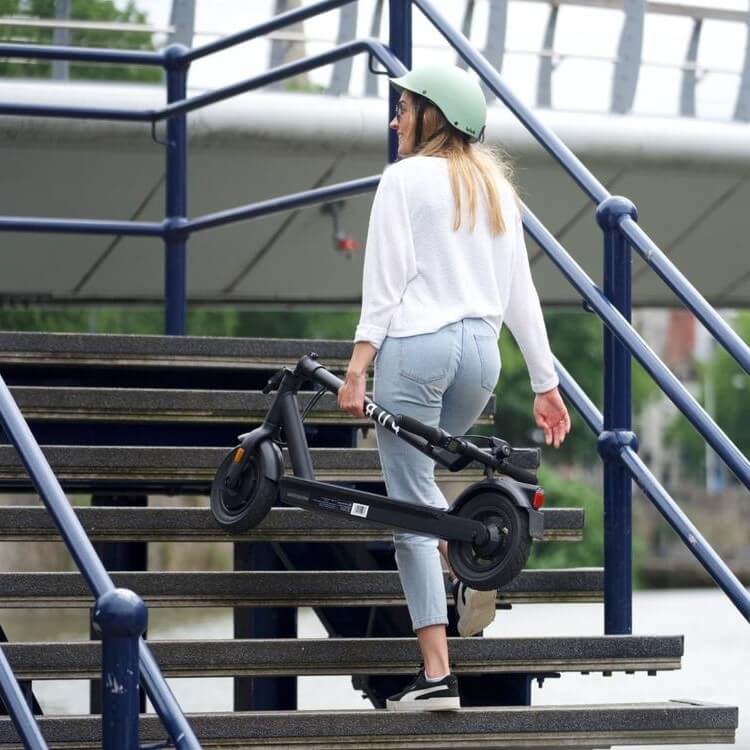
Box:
[279,475,483,544]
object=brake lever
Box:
[262,369,286,394]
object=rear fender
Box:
[450,478,544,541]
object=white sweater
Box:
[354,155,558,394]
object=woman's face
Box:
[390,91,416,157]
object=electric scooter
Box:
[210,353,546,590]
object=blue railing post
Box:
[596,196,638,635]
[164,45,190,336]
[92,588,147,750]
[388,0,412,162]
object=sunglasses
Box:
[393,101,408,121]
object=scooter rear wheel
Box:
[210,444,280,532]
[447,491,530,591]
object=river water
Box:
[3,587,747,749]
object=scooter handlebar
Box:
[395,414,539,485]
[295,354,539,484]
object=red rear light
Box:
[532,488,545,510]
[337,236,360,252]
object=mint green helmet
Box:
[390,64,487,141]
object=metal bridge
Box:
[2,0,750,308]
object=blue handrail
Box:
[0,217,163,236]
[0,647,47,749]
[182,0,355,65]
[411,0,750,378]
[0,378,201,748]
[555,361,750,621]
[0,38,405,123]
[185,175,382,234]
[155,39,404,121]
[522,203,750,492]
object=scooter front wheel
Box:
[210,442,281,532]
[447,491,530,591]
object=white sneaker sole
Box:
[457,588,498,637]
[386,696,461,711]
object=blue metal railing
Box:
[556,360,750,621]
[408,0,750,625]
[0,377,200,749]
[0,2,748,743]
[0,646,48,749]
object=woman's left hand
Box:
[337,371,367,418]
[533,387,571,448]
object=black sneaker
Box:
[386,668,460,711]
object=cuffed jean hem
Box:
[412,617,449,631]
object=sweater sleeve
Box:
[503,203,560,393]
[353,166,417,350]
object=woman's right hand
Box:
[533,387,571,448]
[337,371,367,419]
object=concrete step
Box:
[2,635,683,679]
[0,331,354,372]
[0,702,736,748]
[0,569,603,608]
[8,386,494,427]
[0,446,489,492]
[0,505,583,542]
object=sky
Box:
[115,0,750,121]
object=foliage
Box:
[526,466,604,570]
[665,312,750,480]
[0,0,161,83]
[492,309,658,465]
[527,464,646,585]
[0,306,361,339]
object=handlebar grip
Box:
[395,414,443,444]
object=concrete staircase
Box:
[0,331,738,748]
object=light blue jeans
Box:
[373,318,502,631]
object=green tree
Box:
[0,0,161,83]
[527,465,603,570]
[492,309,657,465]
[665,312,750,481]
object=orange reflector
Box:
[233,448,245,463]
[532,488,545,510]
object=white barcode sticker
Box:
[350,503,369,518]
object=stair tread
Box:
[2,635,683,679]
[8,386,494,424]
[0,569,604,607]
[0,446,488,489]
[0,332,353,369]
[0,506,582,542]
[0,702,736,748]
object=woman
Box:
[337,64,571,711]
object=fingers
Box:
[535,398,571,449]
[534,411,554,446]
[550,410,571,448]
[336,383,366,419]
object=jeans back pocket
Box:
[398,328,453,384]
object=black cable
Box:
[272,385,327,449]
[301,385,326,422]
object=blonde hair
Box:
[411,94,512,236]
